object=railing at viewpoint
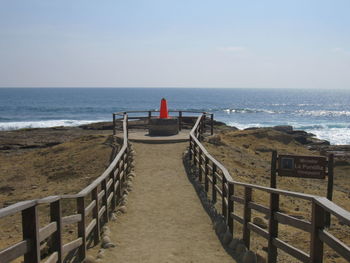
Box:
[189,114,350,263]
[0,113,132,263]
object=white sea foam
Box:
[295,110,350,117]
[223,108,278,114]
[307,128,350,145]
[227,121,350,145]
[0,120,107,131]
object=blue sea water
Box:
[0,88,350,145]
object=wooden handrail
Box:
[189,113,350,263]
[0,112,131,263]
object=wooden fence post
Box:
[222,176,227,222]
[310,201,325,263]
[111,171,116,210]
[189,137,192,161]
[212,164,217,203]
[211,114,214,135]
[325,154,334,227]
[113,113,116,136]
[204,157,209,192]
[92,187,100,246]
[228,183,234,234]
[198,148,203,182]
[102,179,109,223]
[243,187,252,249]
[22,205,40,263]
[268,193,279,263]
[50,200,63,263]
[193,143,197,166]
[179,111,182,131]
[77,197,86,261]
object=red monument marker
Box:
[159,98,169,119]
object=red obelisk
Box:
[159,98,169,119]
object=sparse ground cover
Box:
[1,123,350,262]
[204,128,350,262]
[0,126,115,261]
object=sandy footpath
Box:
[99,142,235,263]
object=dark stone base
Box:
[149,118,179,136]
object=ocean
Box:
[0,88,349,145]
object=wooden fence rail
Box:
[189,114,350,263]
[1,111,349,263]
[0,113,132,263]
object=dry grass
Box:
[204,128,350,262]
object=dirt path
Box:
[99,142,235,262]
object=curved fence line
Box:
[0,113,131,263]
[1,111,349,263]
[189,113,350,262]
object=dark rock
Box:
[273,125,293,133]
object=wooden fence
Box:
[189,114,350,262]
[0,113,132,263]
[1,111,349,263]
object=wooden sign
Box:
[277,155,327,179]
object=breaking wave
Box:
[0,120,107,131]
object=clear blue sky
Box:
[0,0,349,88]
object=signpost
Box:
[271,151,334,226]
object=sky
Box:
[0,0,349,89]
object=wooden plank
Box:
[248,202,269,216]
[204,157,209,192]
[247,222,269,239]
[231,213,244,225]
[101,179,109,223]
[0,240,30,262]
[84,200,96,217]
[231,195,244,204]
[273,238,310,263]
[107,192,113,206]
[212,164,217,203]
[39,222,57,242]
[62,238,83,256]
[228,183,234,234]
[310,201,325,263]
[50,200,63,263]
[214,171,223,182]
[214,185,223,196]
[314,197,350,225]
[92,187,100,246]
[113,167,120,177]
[86,219,97,237]
[98,205,106,219]
[37,196,60,204]
[0,200,36,219]
[22,205,40,263]
[243,187,252,249]
[198,148,203,182]
[319,230,350,261]
[77,197,86,261]
[62,214,82,226]
[268,193,279,263]
[43,252,58,263]
[274,212,311,233]
[98,190,105,202]
[106,178,113,191]
[114,181,120,192]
